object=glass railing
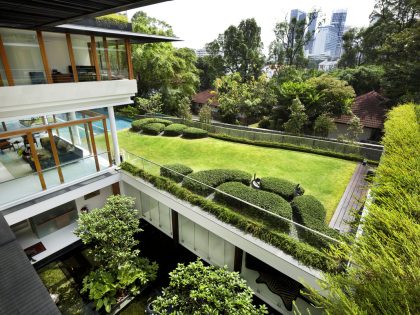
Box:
[0,152,111,208]
[121,151,342,252]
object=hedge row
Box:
[160,164,193,183]
[131,118,172,131]
[120,162,338,271]
[260,177,304,201]
[141,123,165,135]
[209,133,379,165]
[182,169,252,196]
[164,124,188,136]
[182,127,208,139]
[215,182,292,233]
[292,195,340,249]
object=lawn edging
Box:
[120,162,339,272]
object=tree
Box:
[135,92,163,114]
[152,260,268,314]
[313,113,336,137]
[207,18,265,81]
[338,28,364,68]
[268,11,319,68]
[75,196,158,312]
[346,115,363,141]
[332,65,385,95]
[199,103,212,124]
[283,98,308,134]
[177,96,192,121]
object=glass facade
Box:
[71,34,97,82]
[107,38,129,79]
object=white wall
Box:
[43,34,71,74]
[75,185,113,214]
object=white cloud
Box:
[128,0,375,50]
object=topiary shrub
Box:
[182,127,208,139]
[182,169,251,196]
[291,195,339,249]
[260,177,305,201]
[131,118,172,131]
[160,164,193,183]
[141,123,165,135]
[163,123,188,136]
[215,182,292,233]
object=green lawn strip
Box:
[121,162,338,272]
[38,262,85,315]
[99,131,356,222]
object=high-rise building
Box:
[330,9,347,58]
[305,11,318,54]
[290,9,306,22]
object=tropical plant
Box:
[283,98,308,134]
[135,93,163,115]
[198,103,212,124]
[346,115,363,141]
[313,113,336,137]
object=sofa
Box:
[25,136,83,170]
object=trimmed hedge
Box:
[215,182,292,233]
[292,195,339,249]
[120,162,338,272]
[141,123,165,135]
[182,127,208,139]
[131,118,172,131]
[182,169,252,196]
[160,164,193,183]
[209,133,379,165]
[260,177,304,201]
[164,123,188,136]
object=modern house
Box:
[329,91,388,142]
[1,2,336,314]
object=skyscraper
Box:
[305,11,318,54]
[290,9,306,23]
[330,9,347,58]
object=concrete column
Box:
[108,106,120,165]
[68,112,81,146]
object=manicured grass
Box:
[98,130,356,222]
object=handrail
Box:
[122,150,343,245]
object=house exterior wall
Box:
[328,123,374,141]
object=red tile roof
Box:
[192,90,219,107]
[335,91,388,129]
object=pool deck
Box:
[329,163,369,233]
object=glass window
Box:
[71,34,97,82]
[42,32,74,83]
[95,37,110,80]
[107,38,128,79]
[0,28,45,85]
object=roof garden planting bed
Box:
[121,162,343,272]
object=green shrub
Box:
[131,118,172,131]
[121,162,338,271]
[260,177,304,201]
[258,117,271,129]
[163,123,188,136]
[292,195,339,249]
[160,164,193,182]
[182,127,208,139]
[141,123,165,135]
[182,169,251,196]
[215,182,292,233]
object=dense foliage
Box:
[163,123,188,136]
[152,260,268,314]
[182,127,208,139]
[160,163,193,183]
[260,177,304,201]
[74,196,158,312]
[121,162,338,271]
[215,181,292,232]
[182,169,251,196]
[309,103,420,313]
[141,122,165,135]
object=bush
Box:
[291,195,339,249]
[258,117,271,129]
[131,118,172,131]
[182,127,208,139]
[121,162,338,272]
[215,182,292,233]
[163,123,188,136]
[160,163,193,182]
[260,177,304,201]
[141,123,165,135]
[182,169,252,196]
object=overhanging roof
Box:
[53,24,181,43]
[0,0,171,29]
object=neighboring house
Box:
[318,60,338,71]
[329,91,389,142]
[191,89,219,116]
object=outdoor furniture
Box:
[0,139,13,152]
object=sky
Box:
[128,0,376,51]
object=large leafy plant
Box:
[75,195,158,312]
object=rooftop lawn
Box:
[97,130,356,223]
